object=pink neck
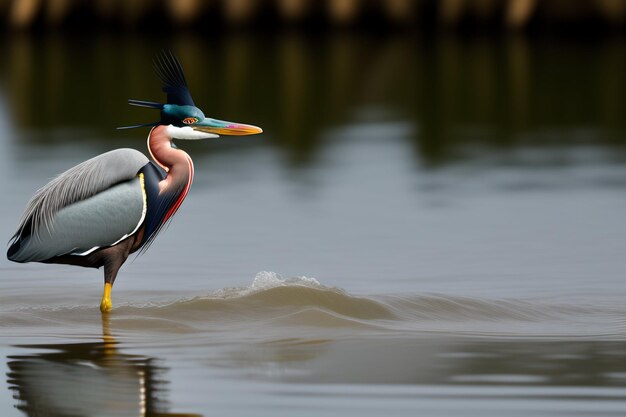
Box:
[147,125,194,193]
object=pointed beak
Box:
[191,118,263,136]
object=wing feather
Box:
[8,177,146,263]
[11,149,149,243]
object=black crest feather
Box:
[152,50,195,106]
[128,99,163,109]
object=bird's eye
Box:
[183,117,197,125]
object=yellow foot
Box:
[100,282,113,313]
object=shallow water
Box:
[0,33,625,416]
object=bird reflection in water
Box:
[6,316,201,417]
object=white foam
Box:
[250,271,322,291]
[209,271,325,299]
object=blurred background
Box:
[1,1,625,416]
[0,0,625,31]
[0,0,625,324]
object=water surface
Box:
[0,33,625,416]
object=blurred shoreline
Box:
[0,32,623,168]
[0,0,624,34]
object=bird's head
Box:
[160,104,262,139]
[120,51,262,139]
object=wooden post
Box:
[440,0,465,28]
[279,0,312,21]
[385,0,415,25]
[328,0,360,25]
[506,0,538,30]
[224,0,259,25]
[168,0,207,25]
[10,0,41,29]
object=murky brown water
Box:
[0,33,625,416]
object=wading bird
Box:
[7,51,262,312]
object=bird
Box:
[7,51,262,313]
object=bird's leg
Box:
[100,261,121,314]
[98,238,134,313]
[100,282,113,313]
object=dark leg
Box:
[99,237,135,313]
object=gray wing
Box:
[11,148,149,241]
[8,177,146,263]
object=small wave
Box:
[6,272,626,339]
[382,294,559,322]
[113,272,624,338]
[131,271,396,322]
